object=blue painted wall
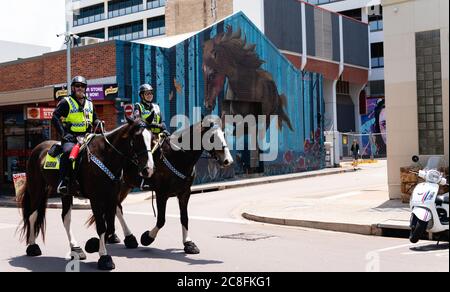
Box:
[115,12,325,184]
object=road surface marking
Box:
[320,191,363,201]
[371,243,416,253]
[124,211,251,225]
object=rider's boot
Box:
[57,154,71,196]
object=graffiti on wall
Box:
[116,12,325,184]
[360,98,387,157]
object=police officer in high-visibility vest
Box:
[52,76,103,195]
[133,84,169,190]
[133,84,170,136]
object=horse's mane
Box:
[215,27,264,70]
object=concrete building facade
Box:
[382,0,449,199]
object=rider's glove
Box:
[63,133,75,142]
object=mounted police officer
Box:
[52,76,103,195]
[133,84,170,137]
[133,84,169,190]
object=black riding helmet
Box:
[71,76,87,88]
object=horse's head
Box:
[200,118,234,168]
[202,26,263,111]
[122,116,154,178]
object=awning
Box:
[0,86,54,106]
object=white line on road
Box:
[320,191,363,201]
[371,243,416,253]
[124,211,251,225]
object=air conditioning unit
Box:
[79,37,104,46]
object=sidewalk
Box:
[241,162,412,236]
[0,165,354,209]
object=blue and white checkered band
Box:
[89,153,116,181]
[68,97,78,113]
[162,156,187,180]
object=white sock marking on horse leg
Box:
[182,226,192,244]
[28,211,38,245]
[99,233,107,257]
[116,207,132,237]
[149,227,159,239]
[63,208,79,248]
[143,129,154,177]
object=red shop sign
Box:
[27,107,54,120]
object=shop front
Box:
[2,106,53,181]
[0,83,119,195]
[0,87,55,194]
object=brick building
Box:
[0,42,122,190]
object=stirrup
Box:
[57,180,70,196]
[140,179,152,191]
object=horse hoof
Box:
[71,247,87,261]
[26,244,42,257]
[124,234,139,249]
[184,241,200,254]
[97,255,115,271]
[140,231,155,247]
[85,238,100,254]
[107,233,121,244]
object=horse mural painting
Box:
[18,117,153,270]
[203,26,294,133]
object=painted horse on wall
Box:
[202,26,293,133]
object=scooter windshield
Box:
[424,156,445,171]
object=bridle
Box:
[96,121,151,174]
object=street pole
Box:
[66,21,71,96]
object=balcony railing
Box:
[371,57,384,69]
[74,0,166,27]
[370,20,383,32]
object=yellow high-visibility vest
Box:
[64,96,94,133]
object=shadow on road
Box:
[107,244,224,266]
[8,256,100,272]
[410,242,449,252]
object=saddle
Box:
[43,134,95,170]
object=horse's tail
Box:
[278,94,294,131]
[19,175,48,245]
[19,144,50,245]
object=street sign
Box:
[124,104,134,118]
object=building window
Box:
[108,0,145,19]
[416,30,444,155]
[369,5,383,32]
[336,80,349,95]
[109,21,144,41]
[77,29,105,40]
[304,0,343,5]
[147,16,165,37]
[73,3,105,27]
[371,42,384,69]
[147,0,166,10]
[339,8,362,22]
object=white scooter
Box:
[409,156,449,244]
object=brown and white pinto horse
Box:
[18,117,153,270]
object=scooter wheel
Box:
[410,216,428,244]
